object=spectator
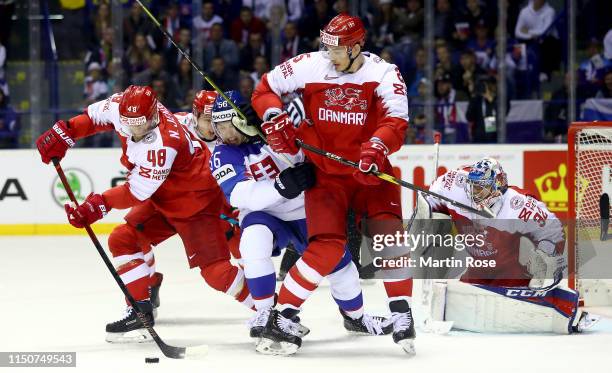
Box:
[279,22,307,64]
[434,0,454,41]
[466,76,501,143]
[132,54,176,97]
[0,89,18,148]
[202,23,239,71]
[179,89,197,112]
[406,78,429,144]
[394,0,425,43]
[372,0,395,49]
[333,0,350,14]
[266,3,288,32]
[175,58,194,101]
[230,6,267,47]
[92,1,111,44]
[165,27,192,75]
[240,32,269,72]
[544,73,583,142]
[299,0,334,50]
[250,55,269,87]
[578,38,612,97]
[461,0,494,33]
[55,0,88,59]
[605,28,612,61]
[379,48,394,64]
[207,57,238,91]
[152,78,179,110]
[239,75,255,102]
[83,62,109,105]
[434,73,460,143]
[0,40,5,80]
[467,20,495,70]
[435,42,453,78]
[407,47,426,97]
[595,70,612,99]
[242,0,303,23]
[241,0,272,20]
[193,0,224,44]
[123,2,153,48]
[451,49,486,99]
[152,3,183,51]
[514,0,559,82]
[85,26,114,71]
[123,33,153,80]
[0,0,15,47]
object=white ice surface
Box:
[1,235,611,373]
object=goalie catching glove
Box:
[65,193,110,228]
[527,240,567,289]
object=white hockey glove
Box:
[286,96,306,127]
[527,241,567,289]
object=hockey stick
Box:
[133,0,295,167]
[296,140,494,218]
[52,159,207,359]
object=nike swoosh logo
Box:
[391,202,399,206]
[324,75,339,80]
[189,253,197,260]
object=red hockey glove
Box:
[261,112,299,155]
[353,139,389,185]
[64,193,110,228]
[36,120,76,164]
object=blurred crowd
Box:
[0,0,611,148]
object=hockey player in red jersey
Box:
[420,157,597,333]
[35,85,252,342]
[175,89,218,143]
[251,14,415,355]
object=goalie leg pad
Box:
[443,281,579,334]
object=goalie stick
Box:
[52,159,207,359]
[601,193,610,241]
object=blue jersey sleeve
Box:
[209,144,249,200]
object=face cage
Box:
[465,178,497,207]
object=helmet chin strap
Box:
[341,46,360,73]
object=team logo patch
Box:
[143,131,157,144]
[455,173,467,188]
[324,87,367,111]
[213,164,236,183]
[510,195,525,210]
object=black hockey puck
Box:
[145,357,159,363]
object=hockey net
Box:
[568,122,612,306]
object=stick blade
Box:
[160,343,187,359]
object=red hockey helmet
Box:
[192,90,217,119]
[320,13,366,49]
[119,85,159,129]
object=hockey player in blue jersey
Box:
[209,91,392,352]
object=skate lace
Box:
[361,314,385,335]
[277,314,302,336]
[390,311,412,331]
[117,306,134,322]
[247,307,271,329]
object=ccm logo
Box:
[505,289,547,297]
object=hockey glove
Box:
[527,241,567,289]
[65,193,110,228]
[286,96,306,127]
[353,138,389,185]
[274,162,316,199]
[36,120,76,164]
[261,112,299,155]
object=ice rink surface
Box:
[1,235,611,373]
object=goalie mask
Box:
[465,157,508,208]
[211,90,260,145]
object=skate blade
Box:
[105,329,151,343]
[579,314,602,331]
[396,339,416,356]
[255,338,299,356]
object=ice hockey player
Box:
[208,91,392,351]
[419,157,598,334]
[35,85,253,342]
[251,13,415,355]
[174,89,217,146]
